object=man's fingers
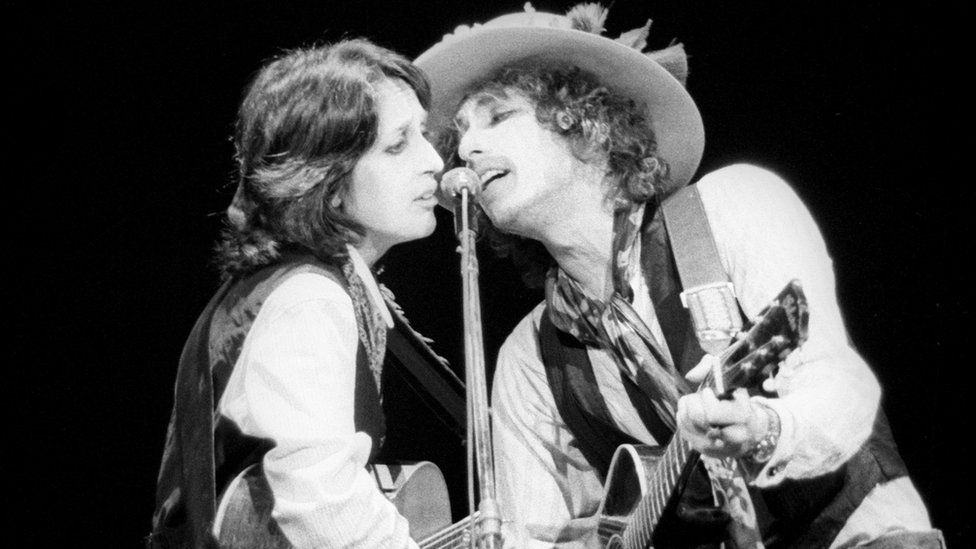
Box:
[716,425,751,446]
[685,353,719,384]
[697,388,752,427]
[680,394,709,431]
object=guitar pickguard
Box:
[596,445,663,541]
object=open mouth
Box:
[480,169,509,189]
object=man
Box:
[416,3,939,548]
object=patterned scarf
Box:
[342,258,387,397]
[545,204,691,431]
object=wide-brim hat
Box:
[415,3,705,191]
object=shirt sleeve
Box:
[491,305,605,549]
[218,272,418,548]
[697,163,882,485]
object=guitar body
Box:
[377,461,454,541]
[213,461,453,548]
[596,445,664,548]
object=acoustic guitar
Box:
[597,280,809,548]
[214,460,476,548]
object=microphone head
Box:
[437,167,482,208]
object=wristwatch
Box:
[745,402,781,464]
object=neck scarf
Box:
[342,245,390,397]
[545,203,690,430]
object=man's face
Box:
[453,91,578,236]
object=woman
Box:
[149,38,444,548]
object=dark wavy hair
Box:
[215,38,431,277]
[437,65,670,288]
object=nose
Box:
[457,126,483,163]
[421,133,445,174]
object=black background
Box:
[13,1,966,546]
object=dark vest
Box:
[539,199,909,548]
[149,257,385,548]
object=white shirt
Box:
[491,164,932,548]
[216,247,417,549]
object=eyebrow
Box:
[386,109,428,140]
[394,122,411,136]
[453,94,508,132]
[384,119,412,143]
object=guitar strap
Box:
[661,184,765,549]
[383,301,466,441]
[660,184,743,356]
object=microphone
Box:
[439,167,483,237]
[439,167,483,202]
[439,167,503,547]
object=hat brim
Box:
[416,25,704,190]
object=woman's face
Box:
[344,78,444,262]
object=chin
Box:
[402,216,437,243]
[418,223,437,239]
[481,203,519,234]
[420,212,437,236]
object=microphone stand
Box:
[451,183,502,549]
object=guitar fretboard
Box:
[620,435,693,548]
[419,512,480,549]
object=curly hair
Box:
[215,38,431,278]
[437,65,671,288]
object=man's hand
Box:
[677,388,769,459]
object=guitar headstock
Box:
[713,280,809,398]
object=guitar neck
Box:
[418,512,480,549]
[615,344,755,547]
[619,435,694,548]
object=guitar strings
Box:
[419,514,478,549]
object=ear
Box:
[555,110,577,131]
[227,182,254,230]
